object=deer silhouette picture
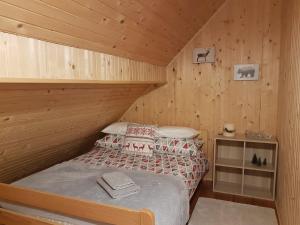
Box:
[197,49,210,62]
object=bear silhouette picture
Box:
[237,66,255,78]
[234,64,259,80]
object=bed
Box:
[72,145,208,198]
[0,129,208,225]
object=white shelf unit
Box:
[213,135,278,201]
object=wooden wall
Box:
[276,0,300,223]
[0,32,165,183]
[0,84,153,183]
[0,0,225,65]
[122,0,281,179]
[0,32,165,81]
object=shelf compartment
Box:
[243,185,273,200]
[214,166,242,195]
[214,181,242,195]
[244,161,275,172]
[215,139,244,167]
[245,142,276,172]
[215,158,243,168]
[243,169,274,200]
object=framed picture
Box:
[193,47,215,64]
[234,64,259,81]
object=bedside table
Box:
[213,134,278,200]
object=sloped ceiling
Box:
[0,0,225,66]
[0,84,152,183]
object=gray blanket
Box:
[1,161,189,225]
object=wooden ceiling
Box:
[0,0,225,65]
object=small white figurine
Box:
[223,123,235,137]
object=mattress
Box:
[1,163,189,225]
[72,146,209,197]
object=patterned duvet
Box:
[72,146,208,197]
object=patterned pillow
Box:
[154,137,203,156]
[95,134,124,150]
[122,124,156,156]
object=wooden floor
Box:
[190,180,276,215]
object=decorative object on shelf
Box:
[245,130,273,140]
[223,123,235,137]
[234,64,259,81]
[193,47,215,64]
[257,157,262,166]
[263,158,267,166]
[252,155,267,167]
[251,154,258,165]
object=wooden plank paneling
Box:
[0,0,225,65]
[121,0,281,180]
[0,32,166,81]
[276,0,300,224]
[0,0,170,63]
[0,31,165,183]
[0,84,152,183]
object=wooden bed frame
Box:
[0,130,208,225]
[0,183,154,225]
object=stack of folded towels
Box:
[97,172,140,199]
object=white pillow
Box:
[102,122,128,135]
[157,126,199,138]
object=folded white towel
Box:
[102,172,135,190]
[97,178,140,199]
